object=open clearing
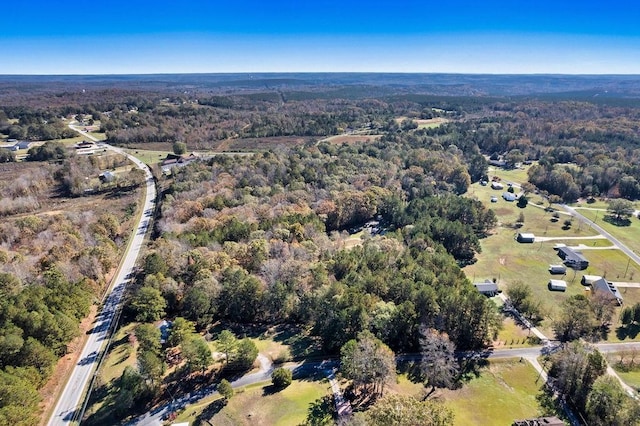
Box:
[124,148,171,165]
[494,317,537,348]
[442,358,543,426]
[394,116,449,129]
[465,166,640,341]
[319,134,382,144]
[571,207,640,260]
[185,380,330,426]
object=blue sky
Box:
[2,0,640,74]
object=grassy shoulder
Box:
[82,323,139,425]
[608,351,640,390]
[124,148,171,166]
[572,207,640,262]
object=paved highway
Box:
[48,127,157,425]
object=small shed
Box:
[517,233,535,243]
[99,171,116,183]
[491,181,504,190]
[502,192,517,202]
[548,265,567,275]
[473,279,499,296]
[548,279,567,292]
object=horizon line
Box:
[1,71,640,77]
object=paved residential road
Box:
[48,128,157,426]
[562,204,640,267]
[123,342,640,425]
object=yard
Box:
[441,358,544,425]
[571,207,640,260]
[177,379,331,426]
[124,148,171,165]
[464,168,640,341]
[494,317,538,348]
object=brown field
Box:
[0,160,140,218]
[124,141,175,151]
[319,134,382,144]
[395,116,449,129]
[218,136,312,151]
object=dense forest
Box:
[135,143,500,353]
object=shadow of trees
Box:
[616,324,640,340]
[193,399,226,426]
[603,215,632,227]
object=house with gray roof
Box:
[557,246,589,270]
[592,277,623,305]
[473,279,499,296]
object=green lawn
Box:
[486,165,532,186]
[616,370,640,391]
[88,132,107,141]
[465,173,640,341]
[250,336,292,363]
[83,323,138,426]
[568,199,640,211]
[186,379,330,426]
[98,323,137,384]
[442,359,544,426]
[124,148,170,165]
[573,208,640,261]
[495,317,537,348]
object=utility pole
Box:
[625,257,632,278]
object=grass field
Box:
[319,134,382,144]
[442,359,543,426]
[83,323,139,425]
[494,317,536,348]
[88,132,107,141]
[55,136,87,146]
[487,165,531,186]
[572,208,640,261]
[615,370,640,390]
[568,199,640,211]
[124,148,170,165]
[186,379,330,426]
[394,116,449,129]
[464,167,640,340]
[98,323,137,384]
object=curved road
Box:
[562,204,640,267]
[48,126,157,425]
